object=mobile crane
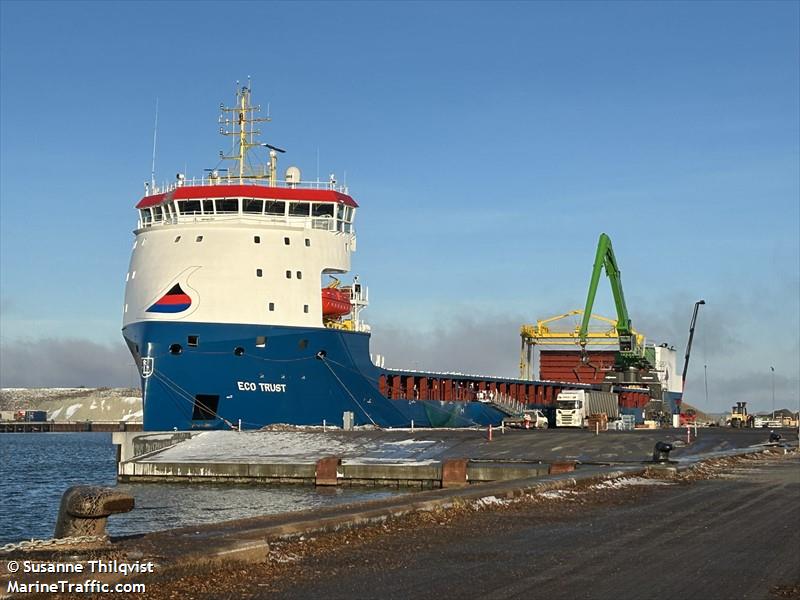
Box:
[577,233,661,398]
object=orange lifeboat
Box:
[321,287,351,318]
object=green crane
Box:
[578,233,648,369]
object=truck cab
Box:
[556,390,586,427]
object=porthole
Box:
[174,235,181,243]
[196,235,203,242]
[304,238,310,247]
[284,237,290,245]
[234,346,245,356]
[256,269,263,277]
[286,270,291,279]
[303,304,309,313]
[169,344,183,355]
[296,271,302,279]
[268,302,275,311]
[254,235,261,244]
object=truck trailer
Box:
[556,389,619,428]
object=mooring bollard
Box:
[652,441,674,463]
[686,425,691,444]
[54,486,134,539]
[323,419,327,432]
[411,419,414,431]
[595,421,599,436]
[488,424,493,441]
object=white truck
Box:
[555,389,619,428]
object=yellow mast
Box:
[218,83,271,183]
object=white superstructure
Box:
[122,85,365,332]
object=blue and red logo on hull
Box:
[147,284,192,313]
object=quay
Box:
[112,426,786,488]
[0,420,142,433]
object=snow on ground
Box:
[64,404,83,419]
[474,495,513,508]
[538,490,578,499]
[150,431,446,465]
[589,477,674,490]
[121,410,144,422]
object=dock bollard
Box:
[686,425,691,444]
[488,424,493,441]
[652,441,674,463]
[54,486,134,539]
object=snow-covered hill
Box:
[0,388,142,422]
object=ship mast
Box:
[218,83,275,183]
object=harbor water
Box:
[0,432,409,545]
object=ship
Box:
[123,85,652,431]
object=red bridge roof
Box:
[136,184,358,209]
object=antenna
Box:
[150,98,159,189]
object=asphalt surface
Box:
[261,452,800,600]
[141,426,789,465]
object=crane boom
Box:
[578,233,637,356]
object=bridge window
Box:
[178,200,202,215]
[288,202,310,217]
[140,209,152,225]
[152,206,164,222]
[215,198,239,213]
[312,203,335,218]
[243,198,263,214]
[264,200,285,215]
[202,200,214,214]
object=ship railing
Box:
[149,176,350,195]
[138,214,351,233]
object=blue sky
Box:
[1,1,798,413]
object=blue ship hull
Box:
[123,321,507,430]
